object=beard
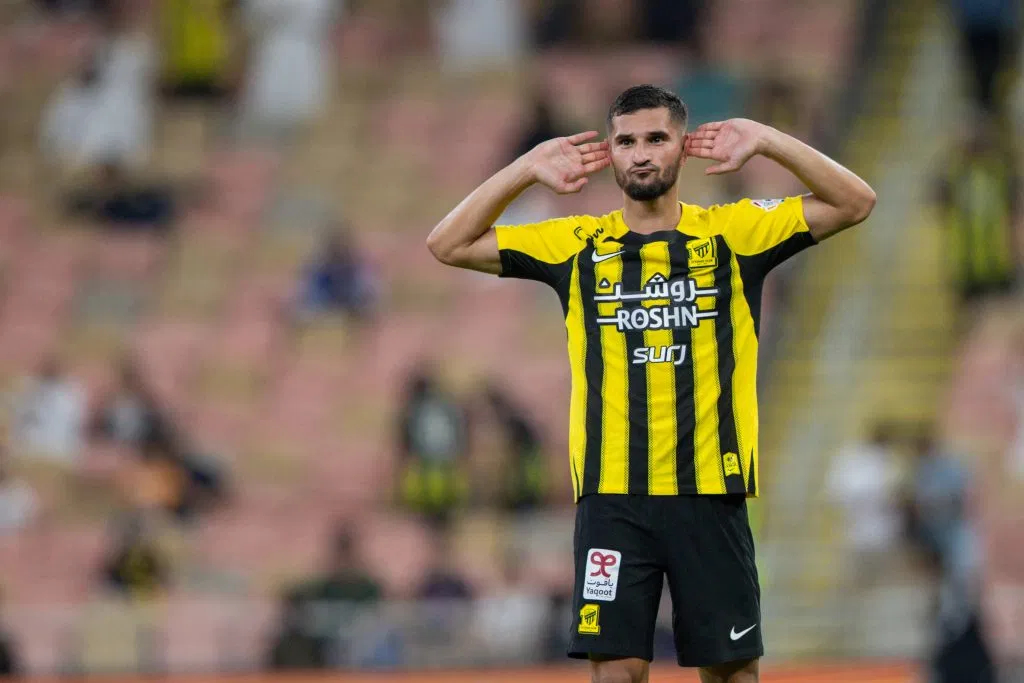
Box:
[614,158,682,201]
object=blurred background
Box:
[0,0,1020,681]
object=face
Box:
[609,107,686,201]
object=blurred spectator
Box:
[0,591,19,677]
[39,55,103,169]
[0,444,39,534]
[826,423,903,584]
[267,524,382,670]
[433,0,527,75]
[483,383,548,512]
[239,0,336,140]
[34,0,111,17]
[159,0,238,102]
[414,525,472,654]
[948,0,1021,114]
[640,0,705,46]
[92,357,168,449]
[747,72,804,138]
[933,118,1020,308]
[100,511,171,599]
[13,356,87,464]
[507,90,566,164]
[416,526,472,601]
[39,11,155,174]
[298,226,377,324]
[902,432,996,683]
[118,429,225,524]
[65,163,177,232]
[292,524,382,604]
[395,364,469,523]
[118,433,186,517]
[906,433,980,598]
[266,588,326,671]
[539,588,572,663]
[472,549,546,662]
[674,42,745,127]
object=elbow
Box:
[849,186,877,225]
[425,230,454,266]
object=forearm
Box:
[426,157,535,267]
[759,127,876,225]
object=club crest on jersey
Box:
[723,452,741,478]
[751,198,783,211]
[686,237,717,269]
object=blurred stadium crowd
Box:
[0,0,1020,680]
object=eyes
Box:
[617,134,667,148]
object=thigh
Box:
[661,495,763,668]
[569,495,664,663]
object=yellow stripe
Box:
[729,253,759,494]
[597,256,628,493]
[566,260,588,501]
[691,267,724,494]
[640,242,677,495]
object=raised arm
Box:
[685,119,876,241]
[426,132,610,274]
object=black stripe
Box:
[622,244,648,494]
[715,242,745,495]
[578,247,604,496]
[747,450,757,495]
[667,236,696,493]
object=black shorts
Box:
[568,494,762,668]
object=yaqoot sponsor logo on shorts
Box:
[583,548,621,601]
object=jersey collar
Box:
[613,202,690,244]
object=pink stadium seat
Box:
[0,316,61,371]
[186,400,254,459]
[360,514,432,596]
[5,605,73,674]
[164,598,231,670]
[87,233,165,280]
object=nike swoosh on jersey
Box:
[730,624,757,641]
[591,250,625,263]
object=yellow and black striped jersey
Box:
[494,197,816,499]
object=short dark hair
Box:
[607,84,688,130]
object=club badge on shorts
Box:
[578,604,601,635]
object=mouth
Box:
[631,168,656,179]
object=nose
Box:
[631,142,651,166]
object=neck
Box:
[621,190,681,235]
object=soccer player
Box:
[426,85,875,683]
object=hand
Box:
[685,119,769,175]
[525,131,610,194]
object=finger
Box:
[580,150,609,164]
[686,138,717,150]
[566,131,600,145]
[576,141,609,154]
[685,147,718,160]
[705,162,738,175]
[568,177,588,193]
[695,121,724,133]
[686,130,718,142]
[582,157,610,174]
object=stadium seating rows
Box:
[0,0,861,628]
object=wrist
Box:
[509,155,538,190]
[755,125,784,159]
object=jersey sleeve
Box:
[715,196,817,276]
[493,216,586,288]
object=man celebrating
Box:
[427,85,875,683]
